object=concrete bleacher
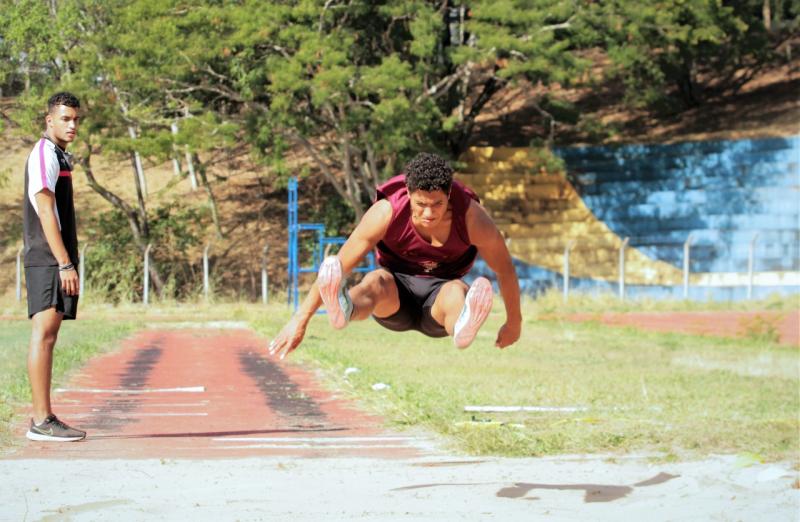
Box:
[460,135,800,300]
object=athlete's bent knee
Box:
[363,270,396,299]
[438,280,468,303]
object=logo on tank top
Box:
[420,260,439,273]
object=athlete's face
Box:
[46,105,80,149]
[409,189,449,228]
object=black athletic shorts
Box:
[25,266,79,320]
[373,272,460,338]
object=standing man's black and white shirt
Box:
[22,135,79,318]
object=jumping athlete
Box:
[269,152,521,359]
[22,92,85,442]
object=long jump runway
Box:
[10,327,433,460]
[4,327,797,520]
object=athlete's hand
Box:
[495,319,521,349]
[268,316,307,360]
[60,268,79,296]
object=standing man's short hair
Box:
[47,92,80,113]
[404,153,454,193]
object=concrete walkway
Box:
[2,327,797,520]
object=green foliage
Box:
[313,189,357,237]
[518,144,566,175]
[597,0,778,110]
[0,0,789,301]
[82,201,209,302]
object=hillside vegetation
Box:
[0,1,796,302]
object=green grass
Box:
[251,302,799,461]
[0,318,137,447]
[1,295,796,461]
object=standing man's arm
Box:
[269,199,392,359]
[34,190,78,296]
[466,201,521,348]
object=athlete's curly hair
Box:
[403,152,454,193]
[47,92,80,113]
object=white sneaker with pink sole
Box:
[453,277,493,349]
[317,256,353,329]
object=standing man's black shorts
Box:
[25,266,79,320]
[373,272,461,338]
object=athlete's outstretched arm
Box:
[466,201,522,348]
[269,200,392,359]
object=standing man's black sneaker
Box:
[26,414,86,442]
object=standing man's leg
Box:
[430,277,493,348]
[25,303,85,442]
[28,307,62,424]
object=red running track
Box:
[11,328,432,460]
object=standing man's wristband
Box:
[59,263,75,271]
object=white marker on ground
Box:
[55,386,206,394]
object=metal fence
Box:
[12,229,798,304]
[14,240,273,306]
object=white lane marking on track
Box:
[213,444,415,450]
[54,386,206,394]
[149,321,249,329]
[464,405,589,413]
[67,413,209,418]
[57,402,211,409]
[212,436,422,443]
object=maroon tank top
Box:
[375,174,479,279]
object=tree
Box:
[596,0,780,110]
[3,0,205,296]
[156,0,592,218]
[7,0,591,221]
[442,1,593,150]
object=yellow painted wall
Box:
[458,147,683,285]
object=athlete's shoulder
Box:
[364,198,393,223]
[465,199,497,239]
[352,199,392,241]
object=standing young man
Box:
[22,92,85,441]
[269,152,521,359]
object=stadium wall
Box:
[461,135,800,300]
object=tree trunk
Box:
[170,122,182,177]
[763,0,772,32]
[127,126,148,199]
[79,147,165,295]
[450,74,506,156]
[193,153,224,239]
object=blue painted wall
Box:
[468,135,800,300]
[559,136,800,273]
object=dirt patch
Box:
[563,310,800,347]
[470,57,800,147]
